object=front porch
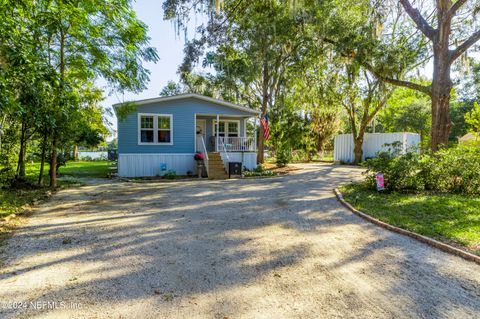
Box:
[195,114,258,179]
[195,114,257,153]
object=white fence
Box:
[334,133,421,163]
[78,151,107,160]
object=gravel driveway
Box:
[0,163,479,318]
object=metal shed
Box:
[334,132,421,164]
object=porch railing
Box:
[218,137,230,173]
[215,137,256,152]
[200,136,209,177]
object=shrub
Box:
[363,150,423,192]
[275,146,292,167]
[427,144,480,194]
[244,165,277,177]
[164,170,177,179]
[363,143,480,194]
[291,149,313,162]
[0,167,16,187]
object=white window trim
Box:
[138,113,173,145]
[212,119,241,137]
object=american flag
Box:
[260,114,270,140]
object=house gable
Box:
[117,97,255,154]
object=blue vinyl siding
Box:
[118,98,253,154]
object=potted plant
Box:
[194,152,205,178]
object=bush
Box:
[291,149,313,162]
[244,165,277,177]
[275,146,292,167]
[0,166,16,187]
[362,142,423,191]
[363,143,480,194]
[164,170,177,179]
[425,144,480,194]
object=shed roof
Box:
[113,93,260,115]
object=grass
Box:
[0,188,48,218]
[318,152,334,161]
[341,183,480,256]
[22,160,114,180]
[59,160,114,178]
[0,160,115,220]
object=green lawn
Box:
[341,183,480,256]
[59,160,114,178]
[0,161,115,219]
[21,160,114,180]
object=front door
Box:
[196,119,206,152]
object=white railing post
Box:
[216,114,220,152]
[200,136,209,177]
[220,137,230,173]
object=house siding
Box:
[118,98,253,154]
[118,153,197,177]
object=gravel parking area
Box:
[0,163,479,318]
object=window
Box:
[138,114,173,145]
[213,122,226,137]
[158,116,171,143]
[228,122,239,137]
[213,120,239,138]
[140,116,154,143]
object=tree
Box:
[0,0,157,188]
[165,0,308,164]
[370,0,480,151]
[160,81,185,96]
[341,67,392,164]
[283,57,343,158]
[0,0,58,179]
[38,0,158,187]
[379,85,431,146]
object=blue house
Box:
[114,93,260,178]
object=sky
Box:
[101,0,199,137]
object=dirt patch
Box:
[263,163,302,174]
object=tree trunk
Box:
[257,124,265,164]
[16,122,27,177]
[38,132,47,186]
[73,145,78,161]
[257,58,269,165]
[430,56,452,151]
[49,135,58,188]
[50,29,64,188]
[430,92,451,151]
[353,136,363,165]
[430,3,453,152]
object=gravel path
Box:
[0,163,479,318]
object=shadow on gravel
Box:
[1,164,479,318]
